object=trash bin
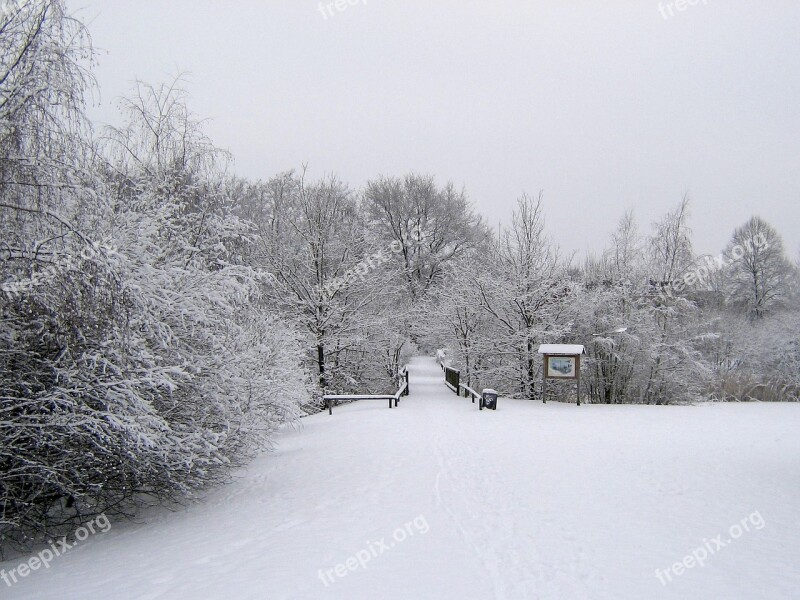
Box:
[481,388,498,410]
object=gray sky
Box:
[72,0,800,259]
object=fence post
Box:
[542,363,547,404]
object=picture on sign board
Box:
[547,356,576,378]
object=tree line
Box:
[422,195,798,406]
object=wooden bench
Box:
[324,368,409,415]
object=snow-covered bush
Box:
[1,18,311,553]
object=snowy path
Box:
[3,356,799,599]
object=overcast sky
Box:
[70,0,800,259]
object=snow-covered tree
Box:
[412,250,494,390]
[576,212,644,404]
[637,197,710,403]
[99,77,312,459]
[1,0,104,553]
[1,59,311,555]
[241,169,404,395]
[470,194,576,400]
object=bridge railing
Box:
[444,364,499,410]
[459,383,481,404]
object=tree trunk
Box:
[317,342,327,390]
[526,339,537,401]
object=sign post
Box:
[537,344,586,406]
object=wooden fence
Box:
[444,365,497,410]
[444,366,460,394]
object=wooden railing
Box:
[459,383,481,404]
[445,365,498,410]
[324,367,409,415]
[444,366,460,394]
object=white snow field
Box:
[2,356,799,600]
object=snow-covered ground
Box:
[3,356,799,599]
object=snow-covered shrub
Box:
[1,62,311,554]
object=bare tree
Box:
[608,210,642,281]
[724,216,792,319]
[649,194,694,284]
[363,173,488,302]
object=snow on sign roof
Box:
[537,344,585,355]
